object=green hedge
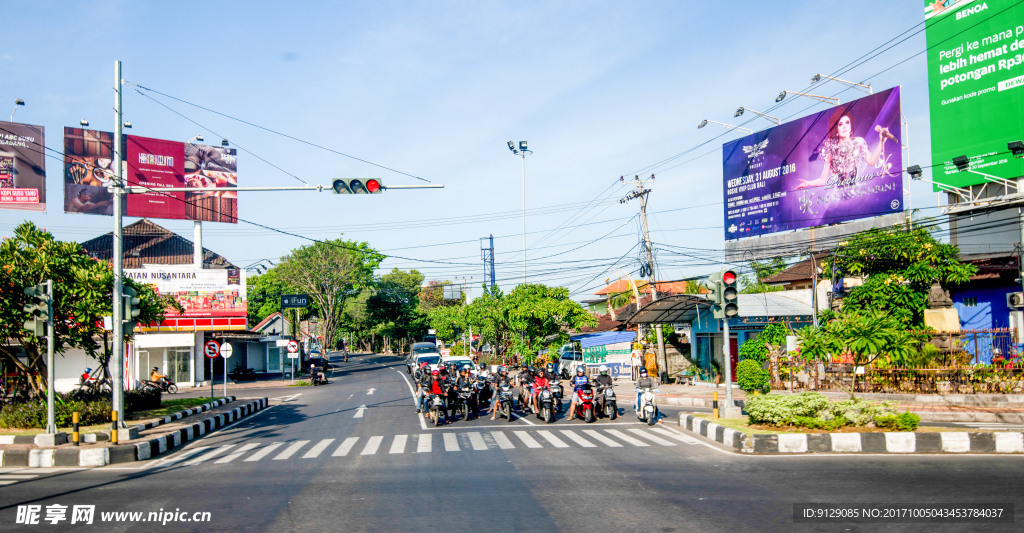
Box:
[745,392,830,426]
[736,359,769,394]
[745,392,915,430]
[0,389,162,429]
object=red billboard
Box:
[1,121,46,212]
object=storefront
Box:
[571,331,637,379]
[133,332,202,387]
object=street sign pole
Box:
[210,356,214,401]
[221,342,233,398]
[112,59,126,429]
[45,279,56,434]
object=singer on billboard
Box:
[795,108,893,190]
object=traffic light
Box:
[123,287,142,331]
[332,178,383,194]
[22,284,50,337]
[721,269,739,318]
[707,272,723,308]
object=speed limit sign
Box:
[203,340,220,359]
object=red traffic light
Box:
[722,270,737,285]
[366,179,380,193]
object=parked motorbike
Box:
[597,384,617,420]
[636,386,660,425]
[536,386,556,423]
[571,384,595,423]
[428,393,447,426]
[498,383,515,423]
[143,378,178,394]
[549,381,564,412]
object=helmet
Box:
[431,370,440,376]
[499,366,508,375]
[576,365,585,374]
[152,367,158,371]
[438,363,446,371]
[528,366,535,373]
[546,363,554,372]
[420,361,429,368]
[639,367,648,377]
[599,365,609,375]
[479,363,486,370]
[85,368,92,373]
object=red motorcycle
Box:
[569,384,596,423]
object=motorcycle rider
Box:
[594,365,614,418]
[455,367,476,419]
[567,365,590,421]
[489,366,514,420]
[531,367,550,417]
[416,362,432,413]
[426,369,450,422]
[635,367,657,415]
[150,367,168,387]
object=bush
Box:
[0,394,111,429]
[829,398,899,426]
[736,359,769,394]
[874,412,921,432]
[793,415,850,431]
[125,389,162,413]
[745,392,830,426]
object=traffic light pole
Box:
[112,60,126,428]
[45,279,56,434]
[721,317,733,407]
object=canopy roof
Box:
[626,293,813,325]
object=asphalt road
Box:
[2,352,1022,532]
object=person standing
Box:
[630,345,642,381]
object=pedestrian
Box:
[630,345,642,381]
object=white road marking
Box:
[628,428,676,446]
[360,436,384,455]
[354,405,367,418]
[582,430,622,447]
[0,474,39,480]
[467,432,488,450]
[186,445,235,465]
[417,433,433,453]
[0,481,20,486]
[443,433,460,451]
[513,431,542,448]
[367,388,376,395]
[509,411,535,425]
[158,446,210,467]
[390,435,408,454]
[332,437,360,457]
[490,431,515,449]
[396,370,428,431]
[215,443,260,463]
[274,440,310,460]
[244,442,284,462]
[536,430,569,448]
[559,430,596,448]
[605,429,649,446]
[650,427,698,444]
[302,439,336,459]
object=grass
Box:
[288,381,311,387]
[0,397,227,436]
[691,414,971,434]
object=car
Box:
[558,351,584,379]
[414,353,442,373]
[406,342,440,373]
[441,356,475,374]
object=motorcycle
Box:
[474,378,491,413]
[570,384,595,423]
[536,386,556,423]
[636,387,660,425]
[143,378,178,394]
[497,383,515,423]
[597,384,617,420]
[549,381,564,412]
[428,393,447,426]
[456,386,475,421]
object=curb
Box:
[0,398,268,467]
[658,396,747,409]
[679,413,1024,454]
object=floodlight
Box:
[1009,140,1024,159]
[519,141,527,151]
[907,165,923,180]
[952,155,970,172]
[811,74,822,83]
[80,119,89,127]
[123,121,132,129]
[221,139,230,147]
[698,119,708,129]
[734,107,745,118]
[507,141,515,152]
[776,91,787,103]
[14,99,24,106]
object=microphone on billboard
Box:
[875,125,897,142]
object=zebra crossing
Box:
[157,427,699,467]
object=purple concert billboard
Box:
[723,87,902,240]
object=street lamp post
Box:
[508,141,532,285]
[10,98,24,122]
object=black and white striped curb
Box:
[0,397,239,446]
[679,413,1024,454]
[0,398,268,467]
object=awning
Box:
[571,331,637,348]
[627,292,813,325]
[625,294,709,325]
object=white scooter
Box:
[635,386,660,426]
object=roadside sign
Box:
[203,340,220,359]
[221,343,234,358]
[287,353,299,359]
[287,340,299,353]
[275,339,290,347]
[281,294,309,308]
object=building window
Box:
[963,297,977,307]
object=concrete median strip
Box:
[679,413,1024,455]
[0,397,268,468]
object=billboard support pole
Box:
[112,60,126,429]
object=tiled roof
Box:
[594,279,700,296]
[761,253,830,284]
[79,219,235,269]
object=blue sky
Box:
[1,0,941,301]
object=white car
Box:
[441,356,475,374]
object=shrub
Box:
[0,394,111,429]
[125,389,162,413]
[793,415,849,431]
[829,398,899,426]
[745,392,830,426]
[874,412,921,431]
[736,359,769,394]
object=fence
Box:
[954,328,1019,365]
[771,362,1024,395]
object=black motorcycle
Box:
[143,378,178,394]
[497,383,515,423]
[310,368,327,386]
[428,393,447,426]
[536,385,556,423]
[596,384,617,420]
[456,386,475,421]
[549,381,564,412]
[474,378,491,413]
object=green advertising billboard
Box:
[925,0,1024,188]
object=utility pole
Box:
[45,280,55,434]
[620,174,668,382]
[111,60,126,428]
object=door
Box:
[168,348,191,384]
[137,350,150,382]
[267,347,281,372]
[729,336,739,381]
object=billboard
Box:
[0,121,46,212]
[925,0,1024,188]
[723,87,903,240]
[63,129,238,222]
[125,266,247,318]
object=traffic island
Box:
[679,413,1024,454]
[0,397,269,467]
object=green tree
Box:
[367,269,427,352]
[246,269,291,328]
[503,284,597,363]
[740,257,789,294]
[275,237,384,353]
[0,222,174,394]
